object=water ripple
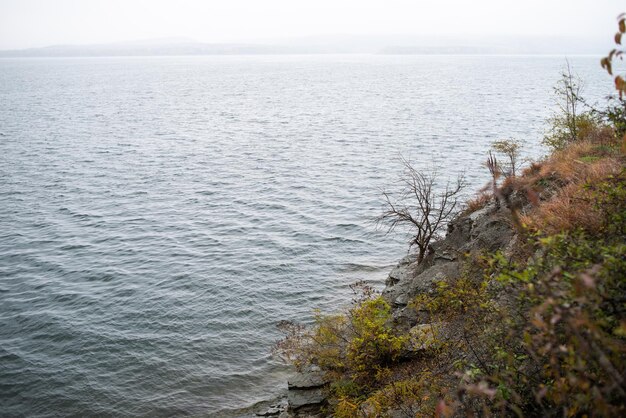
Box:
[0,55,612,416]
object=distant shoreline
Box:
[0,37,608,58]
[0,53,605,58]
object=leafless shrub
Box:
[377,158,466,264]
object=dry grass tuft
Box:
[521,183,597,234]
[521,155,622,234]
[522,161,543,177]
[538,141,597,180]
[463,190,492,215]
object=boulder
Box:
[287,369,327,390]
[391,305,419,330]
[287,388,326,410]
[383,260,458,307]
[254,397,288,417]
[287,366,328,416]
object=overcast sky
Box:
[0,0,624,50]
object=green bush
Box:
[276,290,408,388]
[346,297,407,383]
[543,112,601,150]
[450,171,626,416]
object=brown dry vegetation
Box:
[514,139,623,235]
[462,190,492,215]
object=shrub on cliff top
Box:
[492,139,522,178]
[542,63,590,150]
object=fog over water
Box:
[0,55,615,416]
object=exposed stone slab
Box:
[287,370,327,390]
[287,387,326,410]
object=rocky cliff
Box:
[383,201,516,329]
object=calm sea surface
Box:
[0,55,614,416]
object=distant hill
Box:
[378,45,505,55]
[0,35,608,57]
[0,40,305,57]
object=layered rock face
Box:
[383,202,514,318]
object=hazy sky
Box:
[0,0,624,49]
